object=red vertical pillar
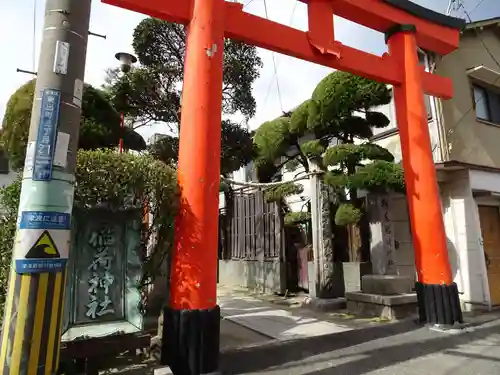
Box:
[119,113,124,153]
[386,25,462,326]
[162,0,225,373]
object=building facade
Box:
[372,17,500,311]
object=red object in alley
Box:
[119,112,124,153]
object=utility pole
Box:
[0,0,91,374]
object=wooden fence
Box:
[219,189,284,261]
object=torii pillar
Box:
[102,0,466,373]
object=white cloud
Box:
[0,0,493,140]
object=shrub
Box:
[0,149,178,316]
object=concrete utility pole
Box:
[0,0,91,374]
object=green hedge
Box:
[0,149,179,316]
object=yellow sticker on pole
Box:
[25,231,60,259]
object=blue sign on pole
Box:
[19,211,71,230]
[32,89,61,181]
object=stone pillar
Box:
[368,194,396,275]
[308,160,344,299]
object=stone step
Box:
[361,274,414,295]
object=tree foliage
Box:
[106,18,262,125]
[253,71,405,225]
[104,17,262,175]
[0,150,178,316]
[1,80,146,170]
[149,120,255,175]
[0,175,21,315]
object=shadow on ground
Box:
[220,318,419,373]
[219,292,394,342]
[220,316,500,375]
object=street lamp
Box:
[115,52,137,153]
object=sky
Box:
[0,0,497,142]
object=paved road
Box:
[220,318,272,349]
[220,316,500,375]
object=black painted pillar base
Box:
[161,305,220,375]
[415,282,463,326]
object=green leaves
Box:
[253,117,292,163]
[104,17,262,175]
[0,80,35,170]
[335,203,363,226]
[323,144,361,167]
[349,160,405,193]
[104,66,180,127]
[1,79,146,171]
[251,70,404,233]
[323,143,403,193]
[312,71,392,119]
[148,135,179,168]
[307,71,391,139]
[0,149,179,316]
[300,140,326,159]
[75,149,177,212]
[110,17,262,123]
[264,182,304,203]
[219,120,256,176]
[289,100,311,135]
[323,143,395,167]
[285,211,312,226]
[149,120,254,176]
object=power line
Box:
[469,0,487,15]
[437,1,500,143]
[261,0,298,113]
[263,0,284,113]
[461,4,500,71]
[243,0,256,9]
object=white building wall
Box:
[441,170,490,310]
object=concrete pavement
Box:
[220,312,500,374]
[218,292,352,341]
[110,286,500,375]
[217,285,398,342]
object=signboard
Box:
[14,211,71,273]
[32,89,61,181]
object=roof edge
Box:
[383,0,466,30]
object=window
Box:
[473,84,500,124]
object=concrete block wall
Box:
[218,260,286,294]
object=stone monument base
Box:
[345,274,418,321]
[345,292,417,320]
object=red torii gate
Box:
[103,0,465,373]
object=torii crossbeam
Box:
[102,0,465,373]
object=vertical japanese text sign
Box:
[32,89,61,181]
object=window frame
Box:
[472,82,500,125]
